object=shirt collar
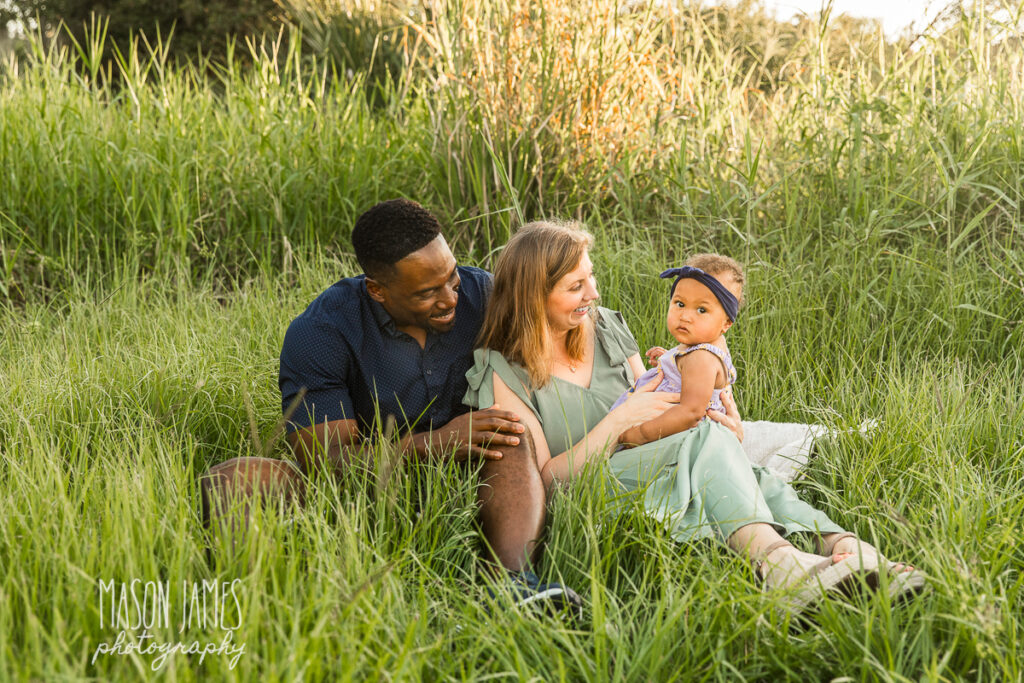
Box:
[363,279,449,347]
[362,279,401,338]
[368,300,402,339]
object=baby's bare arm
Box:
[619,351,722,448]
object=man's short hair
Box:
[351,199,442,279]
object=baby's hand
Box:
[645,346,667,366]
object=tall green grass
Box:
[1,1,1022,295]
[1,0,1022,679]
[1,247,1021,680]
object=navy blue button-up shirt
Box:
[279,266,492,436]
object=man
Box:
[203,198,581,613]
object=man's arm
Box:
[400,407,526,461]
[280,312,363,476]
[286,418,361,477]
[286,408,526,475]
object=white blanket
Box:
[739,420,830,482]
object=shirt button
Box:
[425,369,432,375]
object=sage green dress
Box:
[463,307,843,543]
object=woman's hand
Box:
[616,369,679,429]
[645,346,667,366]
[706,388,743,442]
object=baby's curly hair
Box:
[685,253,745,307]
[351,198,442,279]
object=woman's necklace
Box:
[555,352,579,373]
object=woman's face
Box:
[546,250,599,334]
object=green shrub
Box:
[5,0,284,63]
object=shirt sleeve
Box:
[462,348,543,425]
[594,306,641,368]
[279,316,355,432]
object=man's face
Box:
[366,235,461,334]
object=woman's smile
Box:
[546,251,599,332]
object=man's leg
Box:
[476,428,545,572]
[199,457,305,556]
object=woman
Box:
[463,221,923,616]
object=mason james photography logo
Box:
[91,578,247,672]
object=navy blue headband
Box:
[660,266,739,321]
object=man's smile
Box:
[431,309,456,323]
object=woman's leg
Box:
[754,466,844,536]
[727,522,844,584]
[686,426,847,583]
[754,470,915,574]
[688,426,783,541]
[749,467,919,588]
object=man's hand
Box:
[404,405,525,461]
[706,388,743,442]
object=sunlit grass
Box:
[1,1,1021,294]
[2,237,1021,679]
[1,0,1022,679]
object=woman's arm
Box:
[490,363,678,488]
[490,371,553,467]
[489,370,676,487]
[618,350,720,448]
[491,371,631,479]
[626,352,646,380]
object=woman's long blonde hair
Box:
[477,221,594,388]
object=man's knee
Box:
[199,457,305,529]
[496,425,538,468]
[477,426,542,502]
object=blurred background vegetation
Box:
[0,0,1021,304]
[0,0,283,62]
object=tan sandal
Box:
[816,532,927,601]
[753,540,863,619]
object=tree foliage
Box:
[4,0,284,62]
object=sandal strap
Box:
[752,540,793,574]
[759,547,837,591]
[816,531,857,556]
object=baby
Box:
[615,254,744,448]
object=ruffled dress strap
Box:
[593,307,640,373]
[678,343,737,385]
[462,348,543,422]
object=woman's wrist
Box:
[608,403,635,434]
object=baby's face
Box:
[666,275,739,346]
